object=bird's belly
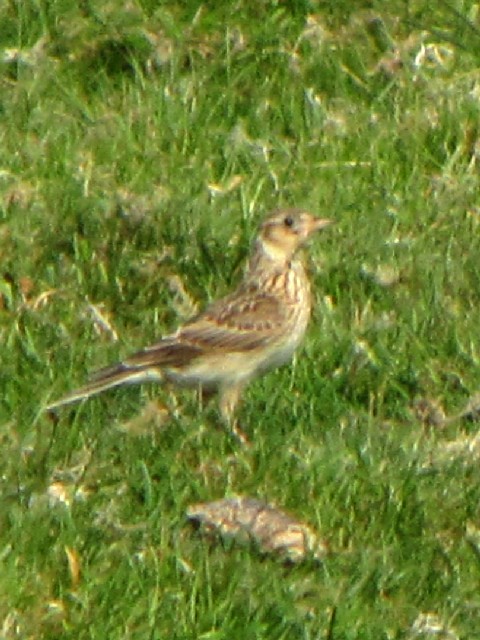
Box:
[164,352,267,390]
[164,329,305,391]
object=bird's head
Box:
[258,208,333,262]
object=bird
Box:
[46,208,333,435]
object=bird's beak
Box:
[310,218,334,233]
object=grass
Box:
[2,0,480,637]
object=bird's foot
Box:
[230,421,250,447]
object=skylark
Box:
[46,208,332,429]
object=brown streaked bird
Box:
[46,209,332,432]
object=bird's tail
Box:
[45,363,163,412]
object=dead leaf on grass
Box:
[117,400,170,436]
[412,397,447,429]
[186,496,328,562]
[410,611,458,639]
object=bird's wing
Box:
[120,290,289,370]
[183,290,289,350]
[88,339,203,381]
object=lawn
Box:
[2,0,480,637]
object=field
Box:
[2,1,480,637]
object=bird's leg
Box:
[199,386,215,411]
[219,383,249,445]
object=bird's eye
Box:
[283,216,294,228]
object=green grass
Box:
[2,0,480,637]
